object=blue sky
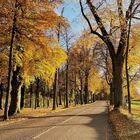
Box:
[58,1,87,36]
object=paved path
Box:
[0,101,115,140]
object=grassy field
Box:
[131,100,140,122]
[131,100,140,106]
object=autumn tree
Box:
[80,0,140,108]
[0,0,67,119]
[68,32,100,104]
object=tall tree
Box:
[4,0,19,119]
[79,0,139,108]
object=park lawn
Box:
[131,100,140,122]
[121,100,140,122]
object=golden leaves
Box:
[0,0,67,86]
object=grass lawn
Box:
[131,100,140,122]
[132,100,140,106]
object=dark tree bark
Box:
[58,69,62,106]
[35,78,40,109]
[0,83,3,110]
[30,83,33,108]
[65,62,69,108]
[58,90,62,105]
[20,85,25,110]
[65,31,69,108]
[79,77,83,104]
[52,69,58,110]
[113,59,124,108]
[74,71,77,105]
[125,11,132,113]
[109,82,114,105]
[43,85,46,107]
[47,86,50,108]
[90,92,93,103]
[80,87,83,105]
[8,66,23,116]
[92,94,95,102]
[84,70,89,104]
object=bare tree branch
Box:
[80,0,116,61]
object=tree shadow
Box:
[0,106,115,140]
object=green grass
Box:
[131,100,140,122]
[131,100,140,109]
[131,100,140,106]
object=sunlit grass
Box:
[131,100,140,107]
[121,100,140,122]
[131,100,140,122]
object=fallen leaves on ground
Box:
[109,109,140,140]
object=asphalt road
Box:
[0,101,115,140]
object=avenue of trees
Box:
[0,0,140,120]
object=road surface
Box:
[0,101,115,140]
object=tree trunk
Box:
[126,16,132,114]
[47,86,50,108]
[93,94,95,102]
[90,92,93,103]
[35,78,40,109]
[0,83,3,110]
[8,66,23,116]
[52,69,58,110]
[113,59,124,109]
[74,71,77,105]
[43,85,46,107]
[30,83,33,108]
[110,82,114,105]
[80,78,83,105]
[58,91,62,105]
[4,0,18,120]
[84,70,89,104]
[20,85,25,110]
[65,62,69,108]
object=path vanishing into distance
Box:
[0,101,115,140]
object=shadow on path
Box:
[0,101,115,140]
